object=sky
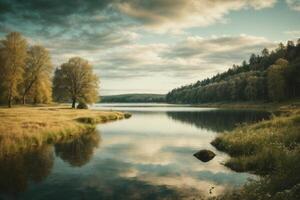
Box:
[0,0,300,95]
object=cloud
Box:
[163,35,275,63]
[0,0,284,94]
[286,0,300,11]
[285,30,300,38]
[0,0,277,35]
[89,35,275,87]
[115,0,277,32]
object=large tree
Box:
[21,45,53,104]
[0,32,28,107]
[53,57,99,108]
[267,59,289,102]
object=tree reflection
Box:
[55,131,101,167]
[167,110,270,132]
[0,145,54,196]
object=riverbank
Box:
[210,108,300,200]
[0,106,128,157]
[194,99,300,110]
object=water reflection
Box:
[167,109,270,132]
[0,145,54,196]
[94,108,258,198]
[55,131,101,167]
[0,105,269,199]
[0,131,100,198]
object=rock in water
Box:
[194,149,216,162]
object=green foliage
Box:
[167,40,300,104]
[267,59,288,102]
[101,93,166,103]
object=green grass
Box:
[211,109,300,200]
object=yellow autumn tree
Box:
[0,32,28,107]
[53,57,99,108]
[21,45,53,104]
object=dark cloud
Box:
[0,0,287,94]
[0,0,278,34]
[1,0,111,25]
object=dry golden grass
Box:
[0,105,127,156]
[210,108,300,200]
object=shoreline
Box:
[190,99,300,111]
[98,100,300,111]
[0,105,130,157]
[209,108,300,199]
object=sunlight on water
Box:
[0,104,270,200]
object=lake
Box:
[0,104,271,200]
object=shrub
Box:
[124,113,132,119]
[77,102,88,109]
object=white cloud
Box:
[286,0,300,11]
[285,30,300,37]
[163,34,275,62]
[89,34,276,94]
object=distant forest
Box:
[167,40,300,104]
[101,94,165,103]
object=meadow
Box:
[0,105,127,157]
[211,106,300,200]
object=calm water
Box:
[0,104,270,200]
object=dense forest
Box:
[101,94,165,103]
[0,32,99,108]
[167,40,300,104]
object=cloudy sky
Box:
[1,0,300,95]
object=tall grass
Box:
[0,106,126,157]
[211,109,300,200]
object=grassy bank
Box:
[0,106,128,157]
[211,108,300,200]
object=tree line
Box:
[166,40,300,103]
[101,94,166,103]
[0,32,99,108]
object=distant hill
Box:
[100,94,166,103]
[167,40,300,104]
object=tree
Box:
[21,45,53,104]
[30,76,53,104]
[285,58,300,98]
[245,76,259,101]
[53,57,99,108]
[0,32,27,107]
[262,48,269,57]
[267,59,288,102]
[0,48,5,104]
